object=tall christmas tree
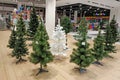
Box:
[70,17,94,73]
[60,16,72,48]
[110,15,118,43]
[104,24,115,53]
[51,25,66,56]
[92,28,107,66]
[12,16,28,63]
[7,26,16,49]
[30,21,53,75]
[27,5,39,38]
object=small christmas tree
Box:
[7,26,16,49]
[104,24,115,53]
[92,28,108,66]
[78,17,88,39]
[12,16,28,63]
[30,21,53,75]
[70,17,94,73]
[110,15,118,43]
[51,25,66,56]
[27,5,39,38]
[60,16,72,48]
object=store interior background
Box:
[0,0,120,36]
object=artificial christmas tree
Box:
[73,17,88,40]
[104,24,115,53]
[12,16,28,63]
[30,21,53,75]
[70,17,94,73]
[78,17,87,39]
[60,16,72,48]
[51,25,66,56]
[27,5,39,38]
[110,15,118,43]
[92,28,107,66]
[7,26,16,49]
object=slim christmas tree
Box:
[78,17,88,39]
[60,16,72,48]
[12,16,28,63]
[110,15,118,43]
[51,25,66,56]
[70,17,94,73]
[30,21,53,75]
[92,28,107,66]
[7,26,16,49]
[104,24,115,53]
[27,5,39,38]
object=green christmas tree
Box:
[30,21,53,75]
[92,28,107,66]
[70,17,94,73]
[60,16,72,34]
[12,16,28,63]
[60,16,72,48]
[104,23,115,53]
[28,5,39,38]
[7,26,16,49]
[110,15,118,43]
[78,17,87,38]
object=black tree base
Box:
[106,55,114,59]
[36,69,48,76]
[74,67,87,73]
[16,58,27,64]
[80,68,87,73]
[93,61,103,66]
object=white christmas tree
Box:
[51,25,67,56]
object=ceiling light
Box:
[61,7,63,9]
[79,4,82,7]
[70,6,72,8]
[97,8,99,10]
[89,6,92,9]
[104,10,106,11]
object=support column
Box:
[74,11,78,23]
[110,7,120,26]
[45,0,56,39]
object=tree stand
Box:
[107,55,114,59]
[65,34,68,49]
[16,57,27,64]
[36,65,48,76]
[79,68,87,73]
[93,61,103,66]
[74,67,87,73]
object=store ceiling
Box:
[57,0,120,9]
[17,0,45,4]
[0,0,119,13]
[0,0,120,9]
